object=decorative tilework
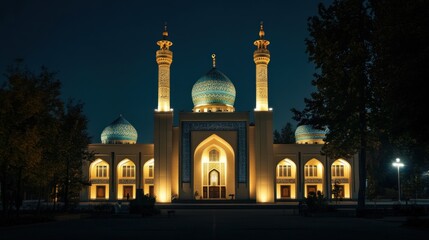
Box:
[181,121,247,183]
[119,179,136,184]
[295,125,329,142]
[91,179,109,184]
[192,68,236,107]
[101,115,138,143]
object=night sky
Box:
[1,0,331,143]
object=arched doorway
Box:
[117,158,136,200]
[276,159,297,199]
[331,159,352,199]
[89,159,109,200]
[208,169,223,198]
[304,158,324,198]
[143,159,155,197]
[194,134,235,200]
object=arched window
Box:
[122,165,135,178]
[96,165,107,178]
[277,164,291,177]
[305,165,318,177]
[209,170,220,186]
[209,149,219,161]
[332,164,345,177]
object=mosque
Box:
[80,24,360,203]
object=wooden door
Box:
[307,185,317,196]
[123,186,133,199]
[149,185,154,197]
[281,185,291,198]
[96,186,105,198]
[209,186,220,198]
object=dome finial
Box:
[212,53,216,68]
[259,21,265,39]
[163,22,168,39]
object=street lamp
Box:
[392,158,404,203]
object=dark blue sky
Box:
[1,0,330,143]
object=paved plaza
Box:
[1,208,428,240]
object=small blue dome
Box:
[192,68,236,108]
[101,115,138,144]
[295,125,328,144]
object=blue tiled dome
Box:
[191,68,236,108]
[101,115,138,144]
[295,125,328,144]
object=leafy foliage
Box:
[273,122,295,144]
[292,0,429,208]
[305,191,328,212]
[0,60,92,214]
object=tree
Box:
[0,61,91,214]
[0,61,62,214]
[292,0,373,211]
[273,122,295,144]
[293,0,429,211]
[370,0,429,196]
[57,100,91,210]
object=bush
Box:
[129,194,159,216]
[305,191,332,212]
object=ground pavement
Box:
[1,208,428,240]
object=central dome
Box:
[191,67,236,112]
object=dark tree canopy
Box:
[292,0,429,208]
[273,122,295,144]
[0,60,92,214]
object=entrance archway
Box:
[194,134,235,199]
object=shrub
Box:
[305,191,330,212]
[129,194,159,216]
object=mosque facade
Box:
[80,24,360,203]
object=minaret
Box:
[156,23,173,112]
[253,22,274,203]
[154,24,173,203]
[253,21,270,111]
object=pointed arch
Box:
[117,158,136,200]
[276,158,297,199]
[209,169,220,186]
[143,159,155,197]
[89,158,110,200]
[303,158,324,198]
[331,158,352,199]
[194,134,235,199]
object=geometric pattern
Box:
[294,125,328,142]
[101,115,138,143]
[181,121,247,183]
[192,68,236,107]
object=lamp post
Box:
[392,158,404,203]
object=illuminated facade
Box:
[81,23,360,203]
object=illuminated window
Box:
[278,165,291,177]
[305,165,318,177]
[122,165,135,178]
[332,164,344,177]
[96,165,107,178]
[209,170,219,186]
[209,149,219,161]
[148,165,153,178]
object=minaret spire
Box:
[259,21,265,39]
[212,54,216,68]
[163,22,168,39]
[156,23,173,112]
[253,21,271,111]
